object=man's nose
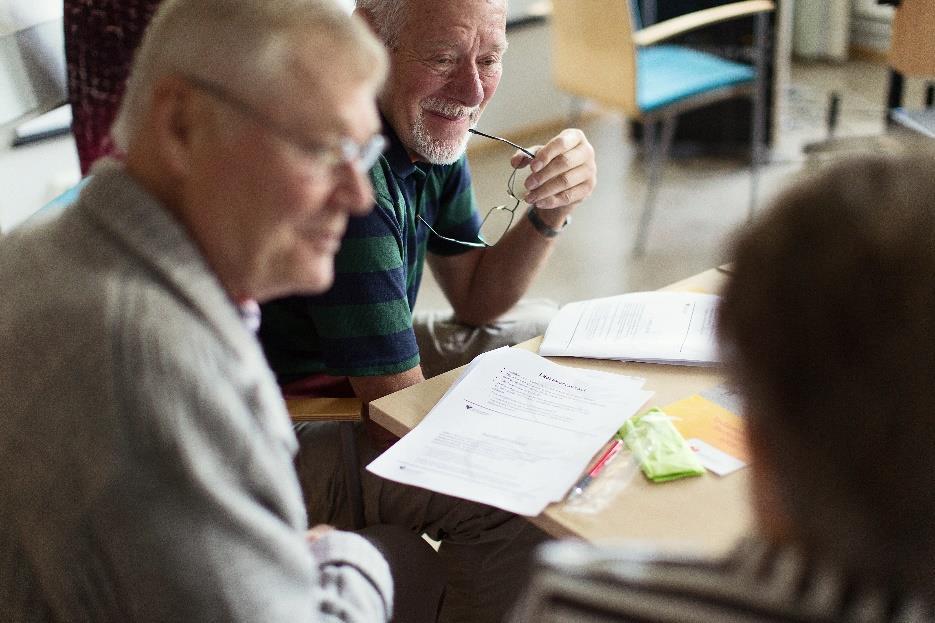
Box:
[446,61,484,108]
[332,164,375,217]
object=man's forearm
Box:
[430,126,595,326]
[349,367,426,448]
[444,204,574,326]
[349,366,426,405]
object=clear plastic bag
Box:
[563,445,641,515]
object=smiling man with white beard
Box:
[257,1,597,621]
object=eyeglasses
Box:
[183,74,386,173]
[418,128,536,248]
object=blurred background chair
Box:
[800,0,934,157]
[550,0,774,255]
[885,0,935,134]
[64,0,164,174]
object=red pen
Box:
[568,438,624,500]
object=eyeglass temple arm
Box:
[468,128,536,159]
[417,214,489,248]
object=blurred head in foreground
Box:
[114,0,387,301]
[717,144,935,600]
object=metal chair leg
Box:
[339,421,366,530]
[633,116,677,256]
[749,11,770,222]
[640,0,657,26]
[887,69,905,126]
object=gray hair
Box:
[355,0,508,49]
[354,0,409,49]
[112,0,386,151]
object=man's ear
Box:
[147,74,200,178]
[352,7,380,37]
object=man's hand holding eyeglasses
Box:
[512,128,597,212]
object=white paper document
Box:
[538,291,721,365]
[366,348,652,516]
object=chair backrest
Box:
[888,0,935,78]
[550,0,641,117]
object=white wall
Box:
[792,0,894,60]
[793,0,850,60]
[850,0,893,54]
[0,35,37,125]
[478,18,575,138]
[0,0,64,125]
[0,129,79,233]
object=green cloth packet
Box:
[620,408,705,483]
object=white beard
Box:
[408,97,481,165]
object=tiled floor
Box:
[414,58,931,312]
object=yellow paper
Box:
[664,394,750,463]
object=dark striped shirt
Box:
[511,537,935,623]
[260,122,480,382]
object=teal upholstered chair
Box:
[550,0,775,255]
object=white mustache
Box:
[421,98,479,123]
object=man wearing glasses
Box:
[0,0,397,620]
[259,1,597,622]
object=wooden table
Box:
[370,268,751,555]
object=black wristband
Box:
[526,207,571,238]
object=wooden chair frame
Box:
[285,398,367,529]
[550,0,775,254]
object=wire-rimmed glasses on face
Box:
[417,128,536,248]
[183,74,386,173]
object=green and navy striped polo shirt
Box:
[259,123,481,383]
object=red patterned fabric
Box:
[65,0,162,174]
[281,374,356,399]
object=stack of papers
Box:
[538,291,720,366]
[367,348,652,516]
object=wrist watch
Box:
[527,207,572,238]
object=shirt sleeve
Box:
[299,198,422,377]
[259,157,478,380]
[93,304,394,622]
[310,532,396,621]
[261,158,425,379]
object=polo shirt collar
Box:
[381,113,431,181]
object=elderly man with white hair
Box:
[259,1,598,622]
[0,0,398,620]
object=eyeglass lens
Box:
[183,74,386,175]
[478,205,515,246]
[507,163,535,202]
[342,135,387,172]
[418,128,533,247]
